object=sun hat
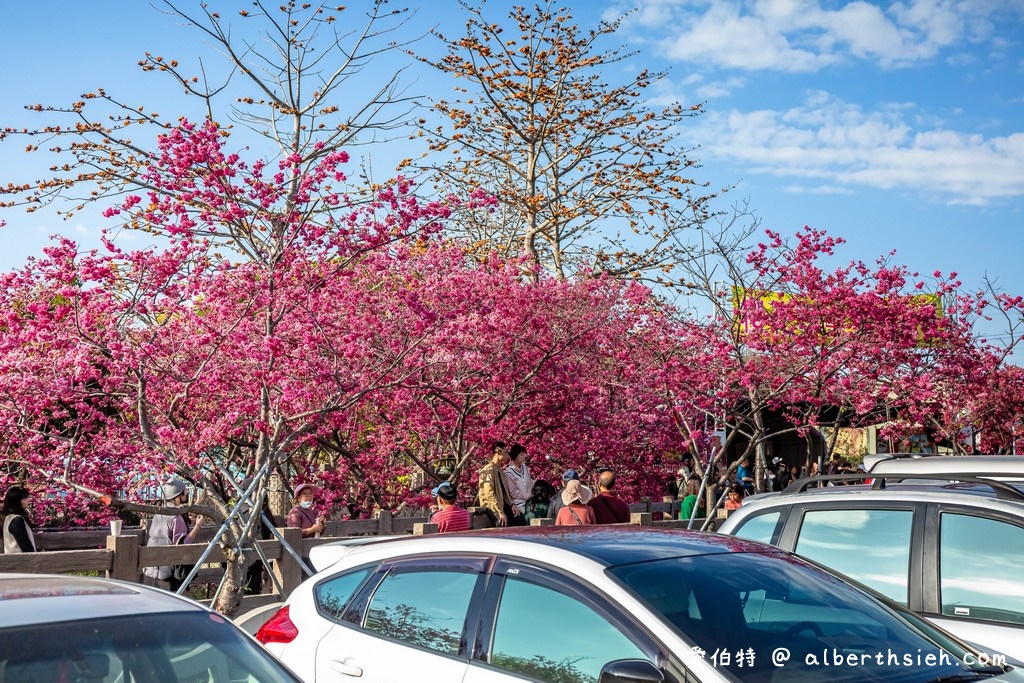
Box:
[294,483,317,499]
[161,479,187,501]
[561,469,579,482]
[561,479,593,506]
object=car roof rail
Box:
[782,473,1024,502]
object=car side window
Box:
[730,511,782,545]
[794,508,913,604]
[490,575,647,683]
[363,568,479,655]
[939,513,1024,625]
[314,567,373,621]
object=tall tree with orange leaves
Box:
[406,1,720,282]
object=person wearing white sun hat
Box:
[555,479,595,525]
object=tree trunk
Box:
[213,546,249,617]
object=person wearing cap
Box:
[547,468,578,521]
[478,441,525,527]
[555,479,596,525]
[588,468,631,524]
[430,482,470,533]
[503,443,534,517]
[143,479,203,591]
[287,483,326,538]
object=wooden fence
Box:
[0,498,722,613]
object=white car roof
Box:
[724,479,1024,528]
[308,525,780,574]
[869,454,1024,477]
[0,574,208,628]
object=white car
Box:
[0,573,302,682]
[257,526,1020,683]
[719,470,1024,662]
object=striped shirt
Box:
[432,505,471,533]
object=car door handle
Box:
[331,658,364,677]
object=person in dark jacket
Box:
[524,480,556,522]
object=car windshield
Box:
[0,610,299,683]
[609,551,987,683]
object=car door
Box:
[462,558,672,683]
[773,502,923,609]
[313,555,488,682]
[923,504,1024,660]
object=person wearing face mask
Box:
[287,483,326,538]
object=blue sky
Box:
[1,1,1023,330]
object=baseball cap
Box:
[431,481,457,502]
[562,469,579,482]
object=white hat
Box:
[161,479,187,501]
[561,479,593,506]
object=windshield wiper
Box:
[931,670,1002,683]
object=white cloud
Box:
[660,2,835,72]
[782,184,854,195]
[622,0,1010,71]
[687,92,1024,204]
[696,76,747,100]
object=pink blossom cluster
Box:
[0,124,1019,526]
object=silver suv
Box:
[717,463,1024,662]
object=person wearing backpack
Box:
[143,479,203,591]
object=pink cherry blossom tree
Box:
[0,118,456,614]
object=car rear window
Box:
[0,577,135,601]
[0,611,298,683]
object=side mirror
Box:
[599,658,665,683]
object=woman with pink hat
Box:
[287,483,326,538]
[555,479,596,525]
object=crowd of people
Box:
[1,447,865,561]
[469,441,633,529]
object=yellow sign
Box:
[730,287,943,346]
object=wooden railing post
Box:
[106,533,140,582]
[376,509,393,535]
[630,512,653,526]
[272,527,304,600]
